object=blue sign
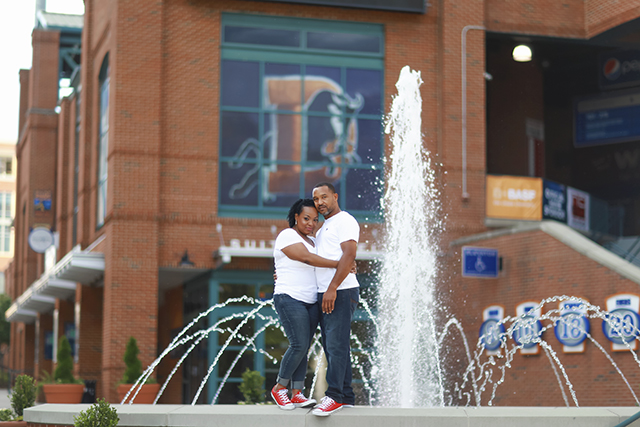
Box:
[512,316,543,349]
[479,319,505,351]
[542,180,566,223]
[462,247,499,278]
[554,313,590,346]
[599,50,640,91]
[602,308,640,345]
[574,89,640,147]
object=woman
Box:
[270,198,342,410]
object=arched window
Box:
[97,54,109,228]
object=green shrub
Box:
[0,408,13,421]
[238,368,265,404]
[54,336,76,384]
[74,398,119,427]
[11,374,36,417]
[122,337,142,384]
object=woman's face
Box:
[295,206,319,236]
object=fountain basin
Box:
[24,404,638,427]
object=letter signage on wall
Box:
[599,50,640,91]
[479,305,505,355]
[542,180,567,223]
[554,298,590,353]
[602,294,640,351]
[513,302,542,355]
[486,175,543,221]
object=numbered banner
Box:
[479,305,505,355]
[602,294,640,351]
[513,302,543,355]
[554,298,590,353]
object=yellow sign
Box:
[486,175,542,220]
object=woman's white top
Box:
[273,228,318,304]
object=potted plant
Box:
[0,374,36,425]
[238,368,266,404]
[116,337,160,404]
[42,336,84,403]
[74,398,119,427]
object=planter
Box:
[0,422,27,427]
[42,383,84,404]
[117,383,161,404]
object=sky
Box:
[0,0,85,143]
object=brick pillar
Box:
[76,285,103,396]
[35,313,53,380]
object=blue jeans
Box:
[318,287,359,405]
[274,293,320,390]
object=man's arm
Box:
[322,240,357,314]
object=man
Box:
[311,182,360,417]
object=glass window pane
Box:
[218,350,254,379]
[5,193,11,217]
[355,119,383,164]
[305,66,342,113]
[100,79,109,132]
[346,69,382,116]
[224,26,300,47]
[220,111,260,158]
[306,115,340,163]
[220,161,260,206]
[221,60,259,108]
[307,32,380,53]
[265,64,301,112]
[344,168,382,212]
[219,283,254,303]
[263,163,300,208]
[217,319,255,346]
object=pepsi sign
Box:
[599,50,640,90]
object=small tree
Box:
[122,337,142,384]
[54,336,76,383]
[238,368,265,404]
[0,294,11,345]
[74,398,119,427]
[11,374,36,418]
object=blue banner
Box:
[542,180,567,223]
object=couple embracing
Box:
[271,182,360,416]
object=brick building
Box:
[5,0,640,406]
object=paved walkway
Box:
[0,388,10,409]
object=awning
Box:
[6,246,105,323]
[214,241,383,263]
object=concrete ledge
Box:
[24,404,640,427]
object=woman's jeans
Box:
[274,293,320,390]
[319,287,359,405]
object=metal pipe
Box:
[461,25,485,200]
[613,409,640,427]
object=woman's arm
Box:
[282,243,339,268]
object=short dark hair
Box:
[287,198,316,228]
[313,182,336,194]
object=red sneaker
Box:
[271,385,294,410]
[291,392,316,408]
[312,396,343,416]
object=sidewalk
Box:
[0,388,10,409]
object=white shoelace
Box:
[317,396,336,409]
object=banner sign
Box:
[603,294,640,351]
[566,187,590,232]
[486,175,543,221]
[513,302,542,355]
[554,298,590,353]
[599,50,640,91]
[574,88,640,148]
[462,246,499,278]
[542,180,567,223]
[243,0,426,13]
[479,305,505,354]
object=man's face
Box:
[312,185,339,218]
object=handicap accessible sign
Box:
[462,246,499,278]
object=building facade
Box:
[6,0,640,406]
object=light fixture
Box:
[512,45,532,62]
[179,250,195,267]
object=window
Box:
[97,55,109,228]
[0,158,12,175]
[0,192,13,253]
[219,15,384,219]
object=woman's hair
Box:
[287,198,316,228]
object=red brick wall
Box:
[447,228,640,406]
[585,1,640,38]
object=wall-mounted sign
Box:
[462,246,499,278]
[242,0,426,13]
[554,298,590,353]
[479,305,505,354]
[602,294,640,351]
[566,187,590,232]
[599,50,640,91]
[542,180,567,223]
[28,227,54,253]
[486,175,542,221]
[513,302,542,355]
[34,190,52,213]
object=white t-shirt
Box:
[273,228,318,304]
[315,211,360,293]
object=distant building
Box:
[0,142,17,294]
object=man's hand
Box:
[322,288,337,314]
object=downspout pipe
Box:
[461,25,485,200]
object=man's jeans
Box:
[318,287,359,405]
[274,293,320,390]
